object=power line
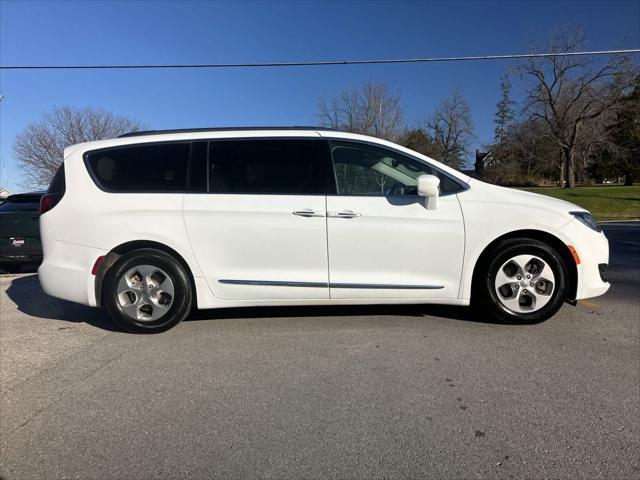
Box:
[1,49,638,70]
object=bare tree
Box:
[587,78,640,184]
[487,117,560,186]
[15,106,144,188]
[318,82,404,141]
[521,26,638,188]
[373,172,388,195]
[427,91,474,169]
[400,127,439,158]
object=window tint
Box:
[0,196,42,212]
[209,139,334,195]
[187,142,207,193]
[331,141,464,196]
[85,143,189,192]
[48,164,66,194]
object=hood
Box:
[466,179,586,214]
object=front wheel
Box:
[103,249,193,333]
[473,239,568,324]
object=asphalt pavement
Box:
[0,223,638,479]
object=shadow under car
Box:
[5,273,499,332]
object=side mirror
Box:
[417,174,440,210]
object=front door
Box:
[326,141,465,299]
[183,138,335,301]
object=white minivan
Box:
[38,128,609,333]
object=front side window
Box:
[209,139,334,195]
[85,143,189,192]
[331,141,464,196]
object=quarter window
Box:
[209,139,334,195]
[85,143,189,192]
[48,164,66,194]
[331,141,464,196]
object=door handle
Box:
[331,210,361,219]
[292,209,324,217]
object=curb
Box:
[599,219,640,223]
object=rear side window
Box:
[48,164,66,194]
[85,143,189,192]
[187,142,207,193]
[0,196,42,212]
[209,139,335,195]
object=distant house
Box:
[460,150,493,178]
[474,149,495,177]
[0,187,11,199]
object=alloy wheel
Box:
[116,265,175,322]
[494,254,555,314]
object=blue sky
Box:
[1,0,638,192]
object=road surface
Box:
[1,223,638,479]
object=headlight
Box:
[570,211,601,232]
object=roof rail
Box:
[117,126,342,138]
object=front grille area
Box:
[598,263,609,283]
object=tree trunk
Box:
[558,161,565,187]
[562,147,576,188]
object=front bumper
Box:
[560,219,610,300]
[598,263,608,283]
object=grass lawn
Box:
[521,185,640,221]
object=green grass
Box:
[520,185,640,221]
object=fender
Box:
[459,223,578,301]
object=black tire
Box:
[102,248,193,333]
[472,238,568,324]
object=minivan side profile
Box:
[38,128,610,333]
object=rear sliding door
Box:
[183,137,334,301]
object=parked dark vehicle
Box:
[0,192,45,272]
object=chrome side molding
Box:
[219,279,444,289]
[331,283,444,290]
[219,279,328,288]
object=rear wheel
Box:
[473,239,568,324]
[103,249,192,333]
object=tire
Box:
[102,249,193,333]
[472,238,568,324]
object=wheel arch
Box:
[470,229,578,302]
[94,240,197,307]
